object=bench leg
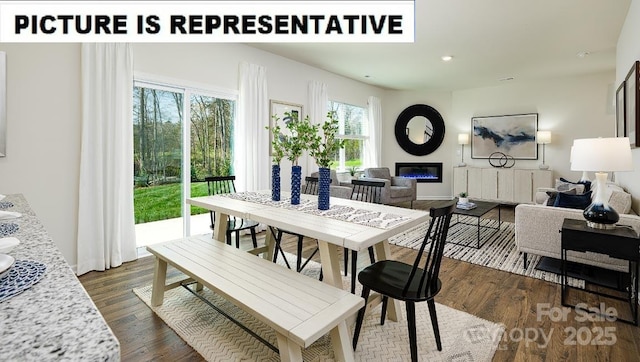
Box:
[151,258,168,307]
[330,320,355,362]
[275,332,303,362]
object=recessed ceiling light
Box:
[577,51,590,58]
[499,77,515,82]
[364,75,371,78]
[441,55,453,62]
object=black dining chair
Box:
[344,179,386,293]
[205,176,258,249]
[352,203,455,361]
[272,177,323,275]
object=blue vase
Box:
[272,164,281,201]
[291,165,302,205]
[318,167,331,210]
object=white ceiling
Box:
[250,0,631,91]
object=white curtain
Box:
[235,62,269,192]
[365,96,382,168]
[77,43,137,275]
[307,81,328,172]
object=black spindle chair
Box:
[205,176,258,249]
[344,179,386,293]
[352,203,455,361]
[272,177,323,276]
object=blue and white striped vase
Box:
[291,165,302,205]
[271,164,281,201]
[318,167,331,210]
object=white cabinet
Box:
[453,166,551,204]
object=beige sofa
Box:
[515,182,640,272]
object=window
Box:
[133,80,236,246]
[328,101,368,170]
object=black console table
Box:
[561,219,640,325]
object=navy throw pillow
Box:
[559,177,591,193]
[546,188,577,206]
[553,191,592,210]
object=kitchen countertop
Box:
[0,194,120,361]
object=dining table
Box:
[187,190,430,322]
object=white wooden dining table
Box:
[187,191,430,322]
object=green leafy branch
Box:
[266,115,286,165]
[309,111,345,168]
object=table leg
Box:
[212,212,229,243]
[264,227,276,261]
[151,257,168,307]
[318,240,344,290]
[374,240,400,322]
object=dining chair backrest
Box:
[205,176,237,195]
[303,177,320,195]
[404,203,455,298]
[350,179,386,204]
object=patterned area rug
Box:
[134,254,504,361]
[389,217,585,288]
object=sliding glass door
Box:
[133,80,236,247]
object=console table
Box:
[561,218,640,325]
[0,194,120,360]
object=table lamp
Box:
[536,131,551,170]
[458,133,470,167]
[570,137,633,229]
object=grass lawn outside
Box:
[134,182,209,224]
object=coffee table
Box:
[449,199,501,248]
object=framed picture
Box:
[471,113,538,159]
[624,61,639,148]
[0,51,6,157]
[616,81,626,138]
[269,100,302,155]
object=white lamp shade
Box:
[570,137,633,172]
[536,131,551,144]
[458,133,470,145]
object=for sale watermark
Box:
[463,302,619,349]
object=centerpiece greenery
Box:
[309,111,345,210]
[266,116,286,201]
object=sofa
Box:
[515,180,640,272]
[362,167,417,206]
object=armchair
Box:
[363,167,417,206]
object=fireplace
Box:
[395,162,443,183]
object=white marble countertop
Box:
[0,194,120,361]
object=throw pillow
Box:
[559,177,592,193]
[609,190,632,214]
[555,178,586,194]
[545,188,577,206]
[553,191,593,210]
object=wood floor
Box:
[79,201,640,361]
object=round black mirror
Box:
[395,104,445,156]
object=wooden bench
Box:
[147,235,364,362]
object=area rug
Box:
[134,255,504,361]
[389,217,585,288]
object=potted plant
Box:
[458,191,469,204]
[281,111,316,205]
[348,165,359,180]
[265,116,286,201]
[309,111,345,210]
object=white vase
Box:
[459,197,469,204]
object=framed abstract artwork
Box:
[616,81,625,138]
[624,60,639,148]
[471,113,538,159]
[269,100,302,155]
[0,51,5,157]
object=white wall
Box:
[616,0,640,212]
[450,72,615,184]
[0,44,81,265]
[382,90,452,199]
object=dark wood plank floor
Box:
[79,200,640,361]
